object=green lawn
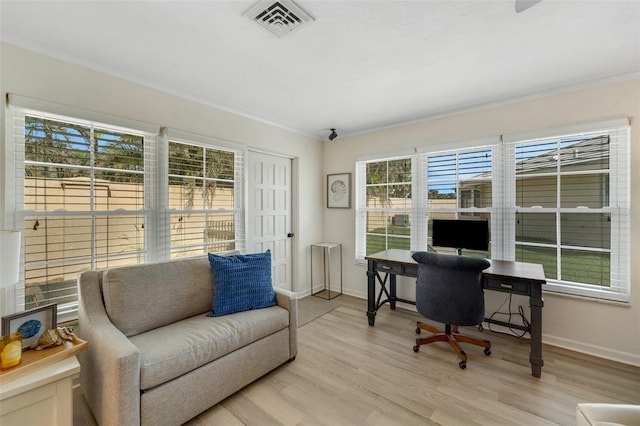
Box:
[366,229,611,287]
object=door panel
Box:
[248,152,292,290]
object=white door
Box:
[247,151,293,291]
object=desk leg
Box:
[367,262,376,326]
[529,285,544,378]
[389,274,397,310]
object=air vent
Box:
[243,0,314,38]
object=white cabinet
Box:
[0,356,79,426]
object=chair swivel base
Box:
[413,321,491,369]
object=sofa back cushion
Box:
[102,257,213,337]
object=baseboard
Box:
[342,288,367,299]
[295,289,312,299]
[542,334,640,367]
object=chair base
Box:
[413,321,491,369]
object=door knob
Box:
[287,233,294,238]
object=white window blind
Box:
[167,138,244,257]
[423,147,493,257]
[355,146,493,261]
[355,121,630,302]
[8,107,156,321]
[506,124,630,301]
[6,97,248,321]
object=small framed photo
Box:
[327,173,351,209]
[2,304,57,350]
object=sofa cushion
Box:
[102,257,213,337]
[129,305,289,390]
[208,250,276,317]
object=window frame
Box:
[355,155,415,259]
[165,133,245,258]
[504,124,630,302]
[5,97,248,321]
[7,105,157,322]
[355,121,630,302]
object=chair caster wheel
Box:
[415,327,421,335]
[484,348,491,356]
[413,345,420,352]
[459,361,466,369]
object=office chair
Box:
[411,251,492,369]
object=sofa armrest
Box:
[77,271,142,426]
[274,287,298,359]
[576,403,640,426]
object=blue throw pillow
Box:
[207,250,276,317]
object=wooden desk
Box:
[365,249,545,378]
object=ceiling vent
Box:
[243,0,314,38]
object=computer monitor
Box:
[431,219,489,252]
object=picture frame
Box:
[2,304,57,350]
[327,173,351,209]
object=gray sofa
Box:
[77,256,297,426]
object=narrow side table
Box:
[311,242,342,299]
[0,356,80,426]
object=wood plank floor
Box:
[74,296,640,425]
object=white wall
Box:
[0,43,324,297]
[322,78,640,366]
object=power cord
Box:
[485,294,530,338]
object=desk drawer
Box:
[374,263,404,275]
[484,278,529,296]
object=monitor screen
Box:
[431,219,489,251]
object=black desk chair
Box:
[411,251,492,369]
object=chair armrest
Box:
[274,287,298,359]
[77,271,142,426]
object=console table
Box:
[365,249,545,377]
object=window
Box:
[6,98,247,320]
[355,121,630,301]
[168,139,243,257]
[425,148,492,257]
[14,113,153,320]
[356,156,413,258]
[508,127,630,301]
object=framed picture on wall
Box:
[327,173,351,208]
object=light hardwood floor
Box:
[74,296,640,425]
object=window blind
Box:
[166,135,245,258]
[506,122,630,301]
[422,147,493,257]
[9,107,156,321]
[354,121,630,302]
[6,98,249,321]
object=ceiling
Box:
[1,1,639,141]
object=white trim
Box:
[1,34,318,139]
[247,147,295,160]
[543,333,640,367]
[341,72,640,139]
[415,136,499,155]
[8,94,159,135]
[166,128,245,152]
[502,117,630,144]
[355,149,415,163]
